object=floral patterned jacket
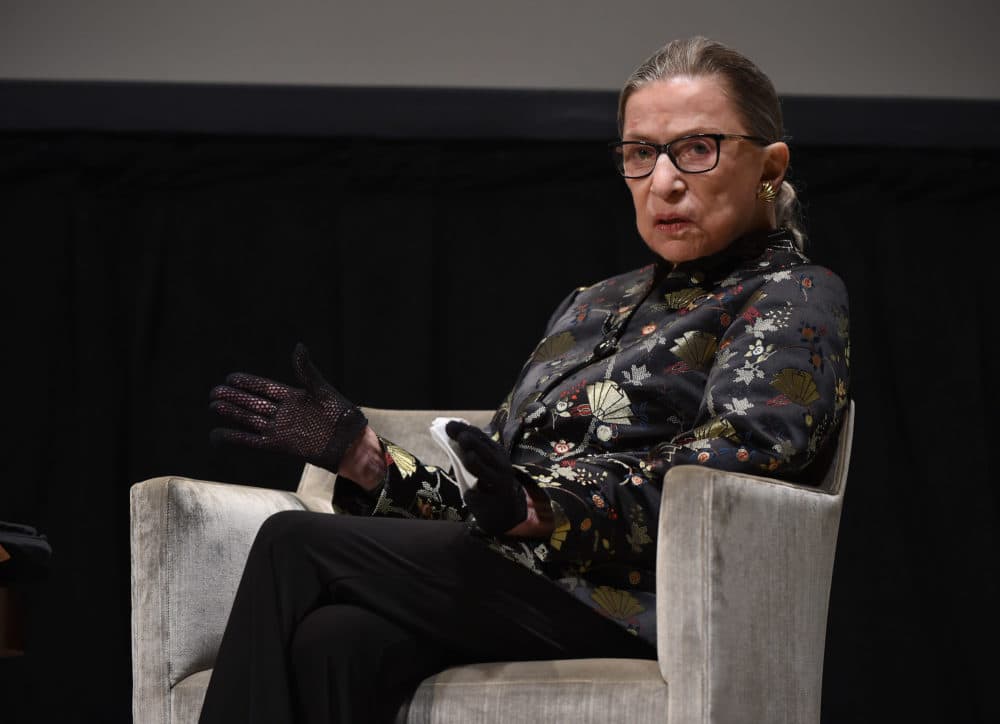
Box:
[334,227,851,647]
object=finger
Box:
[458,446,494,484]
[209,400,271,432]
[456,428,499,459]
[445,420,472,440]
[463,487,486,508]
[209,385,279,417]
[292,343,330,394]
[224,373,293,401]
[209,427,270,450]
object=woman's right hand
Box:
[209,343,368,474]
[336,426,387,492]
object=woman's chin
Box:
[643,235,705,265]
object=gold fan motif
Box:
[533,331,576,361]
[385,442,417,478]
[548,503,571,550]
[663,288,704,309]
[692,417,738,441]
[771,368,820,406]
[586,381,633,424]
[591,586,645,620]
[670,330,719,369]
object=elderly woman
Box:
[199,36,850,724]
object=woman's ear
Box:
[761,141,790,188]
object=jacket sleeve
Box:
[674,264,851,475]
[524,265,851,568]
[333,436,469,521]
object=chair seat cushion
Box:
[173,659,666,724]
[407,658,667,723]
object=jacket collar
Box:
[652,227,799,287]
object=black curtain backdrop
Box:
[0,130,998,723]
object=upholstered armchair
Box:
[130,401,854,724]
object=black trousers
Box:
[198,511,656,723]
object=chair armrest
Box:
[656,467,844,724]
[130,476,308,724]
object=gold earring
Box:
[757,180,778,203]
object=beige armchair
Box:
[130,401,854,724]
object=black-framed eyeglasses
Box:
[609,133,771,178]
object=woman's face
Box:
[622,76,789,264]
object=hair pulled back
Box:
[618,37,806,250]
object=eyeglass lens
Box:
[617,136,720,176]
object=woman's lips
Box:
[654,216,692,231]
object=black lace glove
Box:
[209,343,368,473]
[445,420,527,535]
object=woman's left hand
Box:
[445,421,554,538]
[503,484,555,538]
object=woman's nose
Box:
[649,154,685,197]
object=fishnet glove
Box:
[209,343,368,473]
[445,420,527,535]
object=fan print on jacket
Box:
[333,227,851,646]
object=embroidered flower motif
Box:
[622,363,651,386]
[736,447,750,462]
[697,451,711,463]
[734,361,764,385]
[626,520,650,552]
[835,379,848,405]
[665,361,691,375]
[551,464,578,481]
[724,397,753,416]
[597,425,613,442]
[641,323,657,335]
[628,570,642,585]
[551,439,572,455]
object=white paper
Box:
[428,417,479,494]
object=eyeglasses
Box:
[609,133,771,178]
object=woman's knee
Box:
[254,509,309,545]
[251,510,357,562]
[251,510,334,562]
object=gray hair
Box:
[617,36,806,250]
